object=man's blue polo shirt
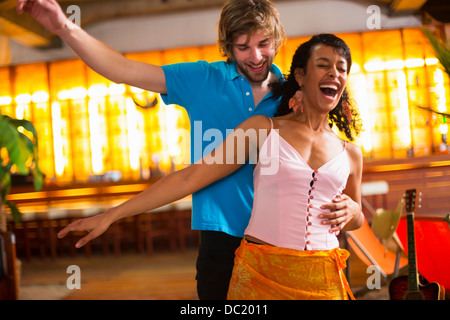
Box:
[161,60,282,237]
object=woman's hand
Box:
[319,194,363,234]
[58,209,116,248]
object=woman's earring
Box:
[342,100,352,123]
[289,90,304,115]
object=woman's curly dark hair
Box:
[272,34,362,141]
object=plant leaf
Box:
[0,113,44,225]
[3,115,39,147]
[0,165,11,200]
[0,116,32,174]
[5,199,21,224]
[32,164,45,191]
[423,29,450,77]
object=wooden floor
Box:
[17,246,390,300]
[19,249,199,300]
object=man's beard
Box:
[235,59,272,84]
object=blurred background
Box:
[0,0,449,300]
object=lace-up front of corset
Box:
[245,125,350,251]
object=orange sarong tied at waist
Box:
[227,239,355,300]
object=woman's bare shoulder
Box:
[239,114,273,131]
[345,141,363,169]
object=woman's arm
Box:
[320,142,364,233]
[58,115,271,247]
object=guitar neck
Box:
[389,189,445,301]
[406,212,419,292]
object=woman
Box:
[227,33,363,300]
[58,34,364,300]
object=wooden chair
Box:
[344,181,408,295]
[56,206,106,258]
[346,219,408,280]
[173,199,199,252]
[360,181,389,223]
[8,211,49,261]
[137,205,178,255]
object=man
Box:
[18,0,360,299]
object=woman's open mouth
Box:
[319,82,339,100]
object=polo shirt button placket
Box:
[240,79,254,113]
[245,92,253,113]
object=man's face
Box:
[232,29,276,84]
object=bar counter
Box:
[6,178,195,261]
[4,154,450,261]
[362,154,450,217]
[7,153,450,218]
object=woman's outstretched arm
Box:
[58,115,271,248]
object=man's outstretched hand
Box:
[17,0,69,34]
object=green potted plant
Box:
[0,109,44,299]
[422,29,450,116]
[423,29,450,77]
[0,110,44,229]
[422,29,450,152]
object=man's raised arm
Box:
[17,0,166,93]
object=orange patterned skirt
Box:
[227,239,354,300]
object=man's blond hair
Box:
[218,0,285,62]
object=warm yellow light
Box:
[385,59,405,70]
[69,87,87,100]
[109,83,126,96]
[395,71,412,147]
[15,104,25,119]
[51,101,65,176]
[397,127,412,147]
[35,102,48,111]
[350,73,373,152]
[31,90,49,103]
[364,59,406,72]
[57,90,70,100]
[15,93,31,105]
[364,60,384,72]
[130,86,144,94]
[125,97,140,171]
[167,106,182,157]
[439,124,448,135]
[158,99,183,162]
[88,99,104,174]
[425,58,439,66]
[405,58,424,68]
[88,84,108,98]
[351,63,361,74]
[0,96,12,105]
[434,69,447,113]
[364,58,427,72]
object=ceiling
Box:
[0,0,447,48]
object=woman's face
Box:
[296,44,348,114]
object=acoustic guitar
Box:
[389,189,445,300]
